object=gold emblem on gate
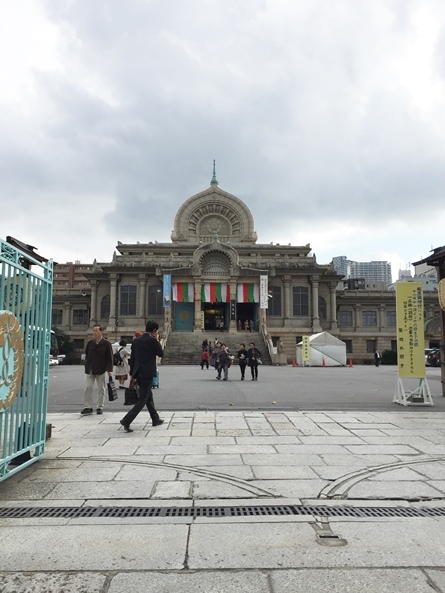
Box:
[0,311,25,411]
[180,310,190,321]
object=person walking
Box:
[114,339,131,388]
[246,341,261,381]
[212,341,223,379]
[218,344,231,381]
[81,324,113,415]
[237,343,248,380]
[200,348,209,369]
[119,320,164,432]
[374,350,381,367]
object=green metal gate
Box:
[0,238,53,481]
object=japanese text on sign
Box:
[395,282,425,379]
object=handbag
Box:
[124,386,139,406]
[107,377,118,401]
[257,358,262,365]
[209,355,216,368]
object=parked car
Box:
[427,349,440,367]
[57,354,67,365]
[49,355,59,366]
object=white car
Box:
[49,355,59,366]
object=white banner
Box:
[260,275,268,309]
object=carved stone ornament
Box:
[0,310,25,411]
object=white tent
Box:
[296,332,347,367]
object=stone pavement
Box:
[1,410,445,592]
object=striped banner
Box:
[172,283,194,302]
[201,283,230,303]
[237,283,259,303]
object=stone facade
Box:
[52,180,442,362]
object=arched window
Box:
[201,252,231,275]
[120,285,137,316]
[318,296,327,320]
[100,295,110,319]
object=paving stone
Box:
[368,467,428,481]
[412,462,445,480]
[275,444,347,455]
[271,568,434,593]
[252,465,320,480]
[108,570,270,592]
[321,454,399,466]
[114,465,178,481]
[242,453,325,466]
[249,479,328,498]
[136,445,208,455]
[45,480,156,500]
[208,445,277,454]
[152,480,191,498]
[193,481,259,499]
[345,445,425,455]
[0,524,187,570]
[58,446,139,458]
[26,466,121,482]
[188,519,445,569]
[347,480,445,499]
[164,454,243,466]
[424,569,445,591]
[0,572,107,593]
[299,436,365,444]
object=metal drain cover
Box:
[0,504,444,520]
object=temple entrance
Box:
[236,303,258,331]
[202,303,229,331]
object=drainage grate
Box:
[0,504,444,520]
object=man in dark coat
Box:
[120,320,164,432]
[81,324,113,415]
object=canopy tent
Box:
[296,332,347,367]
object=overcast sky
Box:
[2,0,445,280]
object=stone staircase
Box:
[162,331,272,366]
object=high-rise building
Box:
[332,256,392,286]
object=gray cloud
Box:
[1,0,444,273]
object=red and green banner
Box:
[172,282,194,302]
[201,283,230,303]
[237,283,259,303]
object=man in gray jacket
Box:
[120,320,164,432]
[81,324,113,415]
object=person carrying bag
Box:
[107,376,118,401]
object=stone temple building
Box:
[52,167,442,363]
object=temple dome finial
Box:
[210,160,218,186]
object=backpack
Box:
[113,348,123,366]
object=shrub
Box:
[382,349,397,365]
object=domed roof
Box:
[171,183,257,244]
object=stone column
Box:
[311,276,322,332]
[353,304,362,330]
[194,281,202,331]
[109,274,118,328]
[89,280,98,327]
[138,274,147,320]
[329,283,337,330]
[379,304,386,329]
[63,302,71,328]
[283,275,291,326]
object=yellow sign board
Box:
[396,282,425,378]
[302,336,311,362]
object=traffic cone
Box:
[292,359,297,367]
[349,358,353,368]
[322,358,326,367]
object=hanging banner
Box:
[236,283,259,303]
[396,282,425,378]
[201,283,230,303]
[259,275,268,309]
[172,283,194,302]
[163,274,171,308]
[302,336,311,362]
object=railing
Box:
[0,239,53,481]
[260,322,274,359]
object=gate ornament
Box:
[0,310,25,411]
